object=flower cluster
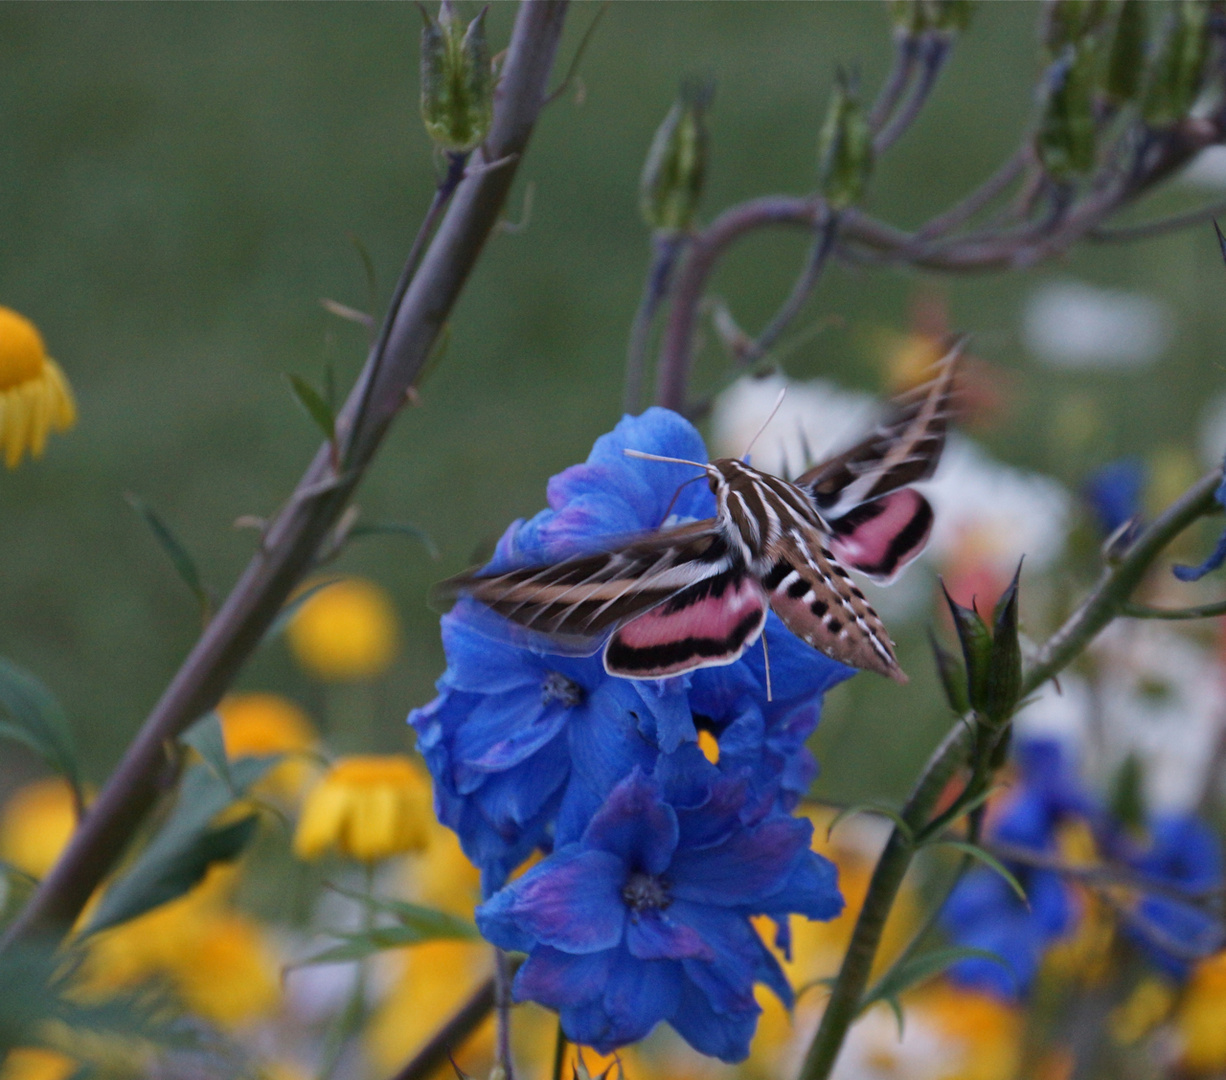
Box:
[411,409,853,1060]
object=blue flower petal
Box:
[583,771,679,875]
[477,847,626,954]
[670,814,812,907]
[670,976,759,1063]
[451,692,569,772]
[514,946,612,1010]
[596,950,683,1051]
[626,911,716,962]
[1173,470,1226,581]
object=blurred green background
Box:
[3,2,1224,806]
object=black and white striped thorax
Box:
[706,457,827,568]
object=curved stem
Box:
[912,147,1029,242]
[1089,197,1226,243]
[867,34,919,134]
[1,0,570,952]
[873,35,948,155]
[1021,468,1223,699]
[796,720,974,1080]
[1120,598,1226,620]
[624,232,684,414]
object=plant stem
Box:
[495,947,516,1080]
[796,720,974,1080]
[550,1020,568,1080]
[1120,598,1226,620]
[624,232,683,414]
[1021,467,1223,699]
[388,977,497,1080]
[1,0,570,953]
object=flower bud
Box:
[1142,1,1211,128]
[1041,0,1109,56]
[419,2,493,154]
[924,0,974,35]
[639,80,712,234]
[1104,0,1148,105]
[817,70,873,211]
[888,0,928,37]
[1036,44,1098,179]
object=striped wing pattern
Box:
[762,526,905,683]
[436,521,732,649]
[795,336,963,516]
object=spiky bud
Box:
[817,69,874,211]
[639,80,712,234]
[419,2,493,154]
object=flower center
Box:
[0,307,48,391]
[541,671,584,708]
[621,871,671,914]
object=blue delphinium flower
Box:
[411,408,852,888]
[1115,813,1225,979]
[476,767,843,1062]
[941,738,1090,998]
[1084,458,1144,539]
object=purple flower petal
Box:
[625,911,716,962]
[670,814,812,907]
[583,771,678,875]
[514,946,613,1010]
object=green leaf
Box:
[82,759,274,936]
[861,946,1013,1020]
[264,578,342,641]
[286,372,336,442]
[0,657,83,809]
[930,840,1029,904]
[325,882,479,939]
[180,711,233,795]
[125,493,211,617]
[348,521,439,559]
[827,803,913,844]
[292,920,473,968]
[86,815,258,936]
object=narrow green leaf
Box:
[930,840,1029,904]
[292,922,471,968]
[82,759,275,936]
[286,373,336,441]
[862,946,1013,1017]
[0,657,83,808]
[827,803,913,844]
[325,882,478,940]
[348,521,439,560]
[180,712,233,795]
[125,493,210,616]
[264,578,342,642]
[86,815,258,936]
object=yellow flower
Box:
[293,755,432,863]
[216,693,319,800]
[0,1048,76,1080]
[0,306,76,469]
[286,577,399,681]
[173,911,281,1027]
[0,777,78,879]
[1177,951,1226,1072]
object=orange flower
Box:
[0,306,76,468]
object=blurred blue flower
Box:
[1084,459,1144,539]
[1173,464,1226,581]
[941,738,1088,998]
[1117,813,1225,979]
[476,768,843,1061]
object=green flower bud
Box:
[639,80,712,234]
[1036,43,1098,179]
[888,0,928,37]
[942,584,993,715]
[419,2,493,154]
[817,70,874,211]
[1041,0,1110,56]
[1104,0,1148,105]
[1142,1,1211,128]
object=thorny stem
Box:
[1,0,570,952]
[624,232,684,414]
[1021,468,1224,699]
[797,721,975,1080]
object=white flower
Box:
[1179,145,1226,190]
[1022,279,1172,371]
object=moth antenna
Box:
[741,386,788,462]
[624,448,712,470]
[761,625,773,703]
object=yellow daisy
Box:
[0,306,76,469]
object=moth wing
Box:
[763,528,906,683]
[826,488,934,584]
[796,335,964,516]
[604,565,768,679]
[435,520,733,653]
